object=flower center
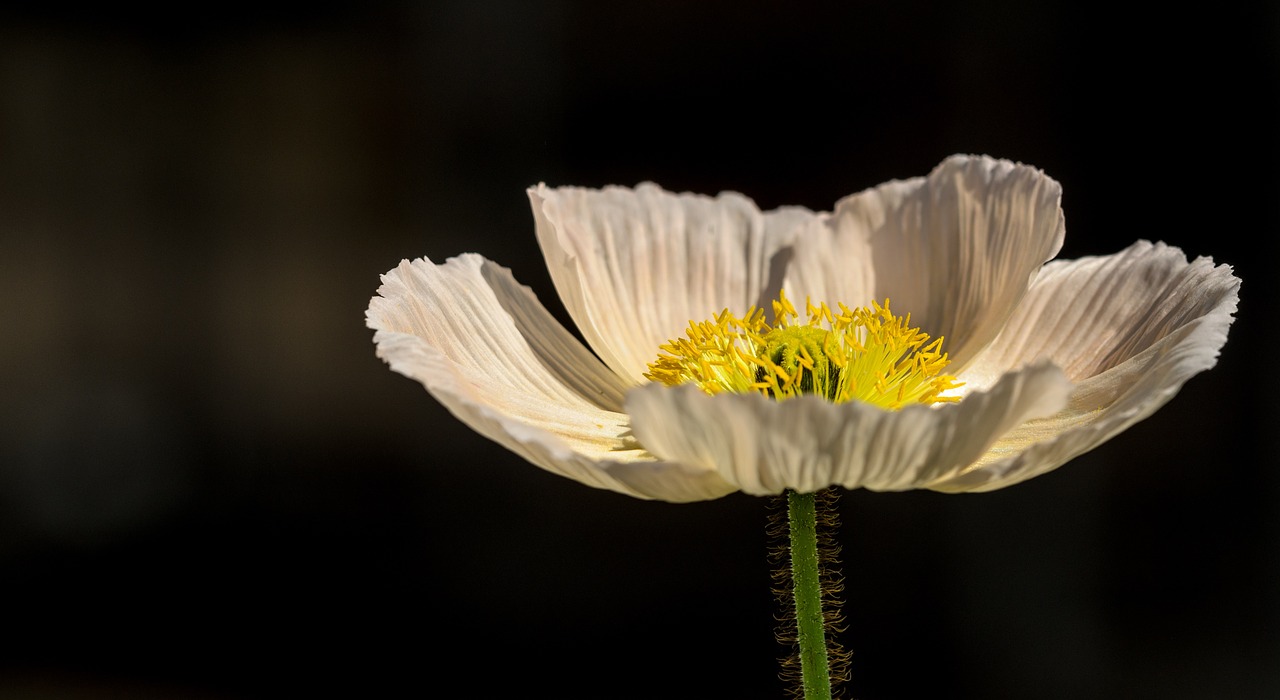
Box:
[644,292,960,410]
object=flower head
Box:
[366,155,1240,502]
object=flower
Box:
[366,155,1240,502]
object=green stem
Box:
[788,489,832,700]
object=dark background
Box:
[1,3,1276,698]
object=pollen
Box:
[644,292,961,410]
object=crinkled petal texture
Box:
[625,363,1072,495]
[785,155,1066,368]
[930,240,1240,492]
[367,255,737,502]
[529,182,812,385]
[370,155,1240,502]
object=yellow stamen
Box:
[644,294,961,410]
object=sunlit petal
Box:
[931,242,1240,491]
[789,155,1064,369]
[529,183,811,384]
[369,255,652,497]
[625,362,1072,495]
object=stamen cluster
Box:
[645,292,959,410]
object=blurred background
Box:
[1,2,1276,698]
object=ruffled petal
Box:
[624,363,1073,495]
[529,183,810,385]
[931,242,1240,492]
[957,241,1237,385]
[789,155,1065,369]
[368,254,705,500]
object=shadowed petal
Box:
[602,460,739,503]
[529,183,810,385]
[790,155,1064,369]
[931,242,1240,492]
[625,363,1073,495]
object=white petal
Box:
[624,363,1073,496]
[529,183,810,385]
[932,242,1240,492]
[783,201,874,306]
[368,254,708,500]
[788,155,1064,369]
[601,460,739,503]
[959,241,1236,384]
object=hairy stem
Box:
[788,489,832,700]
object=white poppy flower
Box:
[366,155,1240,503]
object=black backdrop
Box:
[1,3,1276,699]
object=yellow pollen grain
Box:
[644,293,962,410]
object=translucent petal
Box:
[932,242,1240,492]
[368,254,705,499]
[788,155,1065,369]
[529,183,810,384]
